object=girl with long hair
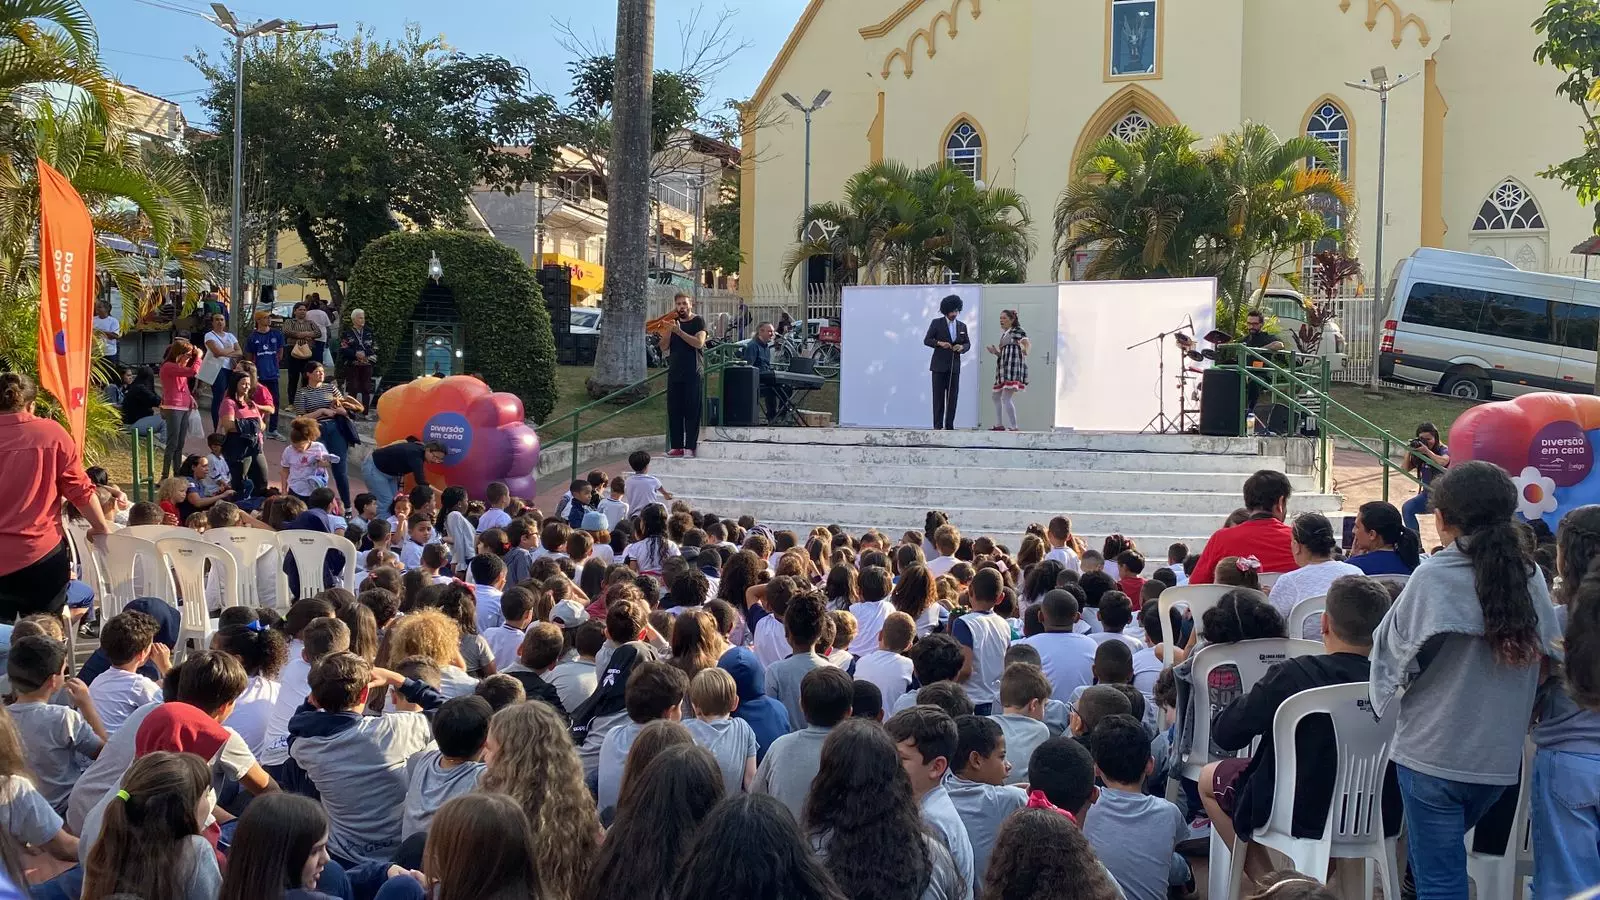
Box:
[158,337,203,478]
[479,702,599,900]
[1101,534,1133,581]
[893,563,940,636]
[986,308,1029,432]
[1348,501,1424,575]
[923,511,948,559]
[436,582,497,678]
[82,751,217,900]
[803,719,961,900]
[217,793,335,900]
[1529,504,1600,898]
[1370,461,1561,899]
[717,549,765,641]
[670,794,846,900]
[415,794,540,900]
[614,720,695,817]
[576,744,723,900]
[981,807,1120,900]
[668,609,726,681]
[435,486,474,579]
[0,706,77,860]
[623,505,679,578]
[825,564,859,611]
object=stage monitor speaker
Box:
[722,364,760,427]
[1199,368,1244,436]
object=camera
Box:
[1408,438,1424,449]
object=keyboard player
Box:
[740,321,786,422]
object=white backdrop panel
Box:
[840,285,983,429]
[1054,278,1217,431]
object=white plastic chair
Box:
[1288,594,1327,641]
[1157,584,1233,662]
[97,533,175,618]
[204,528,281,610]
[1223,682,1402,900]
[1370,573,1410,590]
[121,524,189,542]
[157,536,239,656]
[276,531,358,603]
[1258,572,1283,592]
[1465,739,1535,900]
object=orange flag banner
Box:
[36,159,96,449]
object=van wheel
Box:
[1440,370,1490,401]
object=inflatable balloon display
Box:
[1448,392,1600,528]
[373,375,540,500]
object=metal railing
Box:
[541,343,744,484]
[1229,345,1445,501]
[128,428,160,502]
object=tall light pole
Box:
[781,90,832,240]
[209,4,335,339]
[1345,66,1417,384]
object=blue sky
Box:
[84,0,808,126]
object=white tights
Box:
[993,389,1018,430]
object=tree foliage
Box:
[192,26,561,306]
[784,161,1035,286]
[695,176,742,275]
[1534,0,1600,231]
[344,230,557,421]
[1055,122,1354,333]
[555,54,709,181]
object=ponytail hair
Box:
[216,622,290,678]
[1357,501,1422,571]
[1431,461,1542,668]
[1565,555,1600,712]
[82,751,210,900]
[0,372,36,414]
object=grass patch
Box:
[1326,383,1478,442]
[538,365,842,443]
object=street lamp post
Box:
[780,90,832,239]
[209,4,335,340]
[1344,66,1417,384]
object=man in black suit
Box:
[923,294,970,429]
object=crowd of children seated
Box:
[2,450,1594,900]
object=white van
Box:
[1378,248,1599,400]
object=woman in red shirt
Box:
[0,373,110,619]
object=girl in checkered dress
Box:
[988,309,1031,431]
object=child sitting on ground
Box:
[402,695,491,839]
[596,661,689,814]
[947,714,1029,886]
[1084,713,1193,900]
[502,622,568,716]
[86,611,169,735]
[890,632,966,715]
[484,585,535,671]
[1069,685,1131,754]
[400,514,435,570]
[7,636,105,814]
[1094,590,1145,652]
[684,667,759,795]
[753,665,853,820]
[990,662,1051,785]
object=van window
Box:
[1480,294,1557,343]
[1562,304,1600,352]
[1401,282,1485,332]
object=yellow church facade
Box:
[739,0,1593,291]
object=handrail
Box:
[543,342,743,484]
[128,428,159,502]
[1229,345,1446,502]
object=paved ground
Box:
[1331,446,1440,549]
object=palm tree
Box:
[0,0,117,145]
[1053,124,1231,281]
[1211,122,1356,331]
[784,160,1034,286]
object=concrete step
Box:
[652,458,1320,494]
[668,494,1346,542]
[691,441,1290,475]
[706,426,1270,456]
[661,474,1340,517]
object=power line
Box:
[104,47,188,62]
[129,0,211,20]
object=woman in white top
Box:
[1267,511,1364,639]
[203,312,243,430]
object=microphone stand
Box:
[1127,327,1187,434]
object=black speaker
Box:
[722,364,760,427]
[1199,368,1245,436]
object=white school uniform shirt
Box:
[597,496,629,529]
[259,643,312,766]
[752,615,790,669]
[485,623,527,671]
[400,538,427,570]
[952,609,1012,707]
[473,584,504,631]
[847,599,895,655]
[591,543,617,566]
[926,555,958,577]
[853,648,914,710]
[476,507,511,534]
[1045,546,1081,572]
[1171,565,1189,586]
[224,674,280,757]
[623,473,666,515]
[1091,631,1145,653]
[445,511,475,573]
[87,667,164,736]
[621,538,679,575]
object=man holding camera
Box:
[1403,422,1450,532]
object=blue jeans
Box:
[1532,747,1600,899]
[1396,764,1509,900]
[320,417,352,509]
[362,453,400,521]
[1402,490,1431,533]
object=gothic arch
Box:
[1300,94,1357,182]
[941,114,988,181]
[1068,84,1181,172]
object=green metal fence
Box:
[128,428,160,503]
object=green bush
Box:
[345,230,557,422]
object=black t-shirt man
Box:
[668,315,707,381]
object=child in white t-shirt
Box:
[279,417,337,498]
[1045,516,1082,572]
[684,668,758,794]
[484,585,535,671]
[476,481,512,534]
[7,636,106,815]
[598,475,630,529]
[851,611,916,710]
[623,450,671,514]
[86,611,169,736]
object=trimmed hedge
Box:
[345,230,557,422]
